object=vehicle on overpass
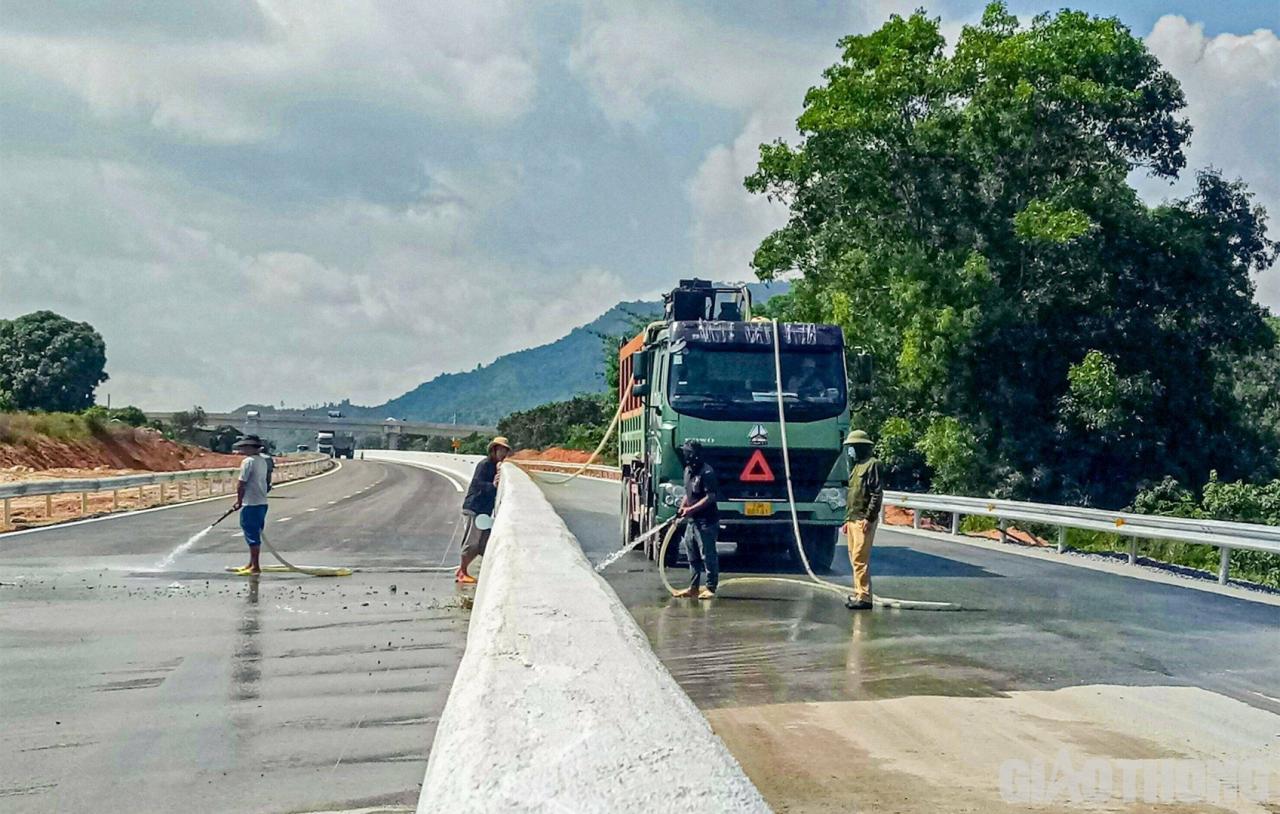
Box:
[316,430,355,459]
[618,279,852,569]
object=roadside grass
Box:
[0,411,112,445]
[922,512,1279,589]
[1063,529,1280,589]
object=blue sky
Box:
[0,1,1276,409]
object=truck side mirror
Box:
[632,380,650,398]
[632,349,652,383]
[852,349,873,385]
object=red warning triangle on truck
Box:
[739,449,775,482]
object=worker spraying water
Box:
[231,435,270,575]
[670,440,720,599]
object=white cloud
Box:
[0,0,538,143]
[568,1,827,127]
[1142,16,1280,311]
[0,155,625,409]
[686,110,793,283]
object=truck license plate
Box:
[743,502,773,517]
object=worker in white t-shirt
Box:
[231,436,270,574]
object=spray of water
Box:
[155,525,214,570]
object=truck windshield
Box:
[669,348,846,421]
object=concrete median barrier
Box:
[367,451,768,812]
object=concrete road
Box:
[537,474,1280,813]
[1,460,470,814]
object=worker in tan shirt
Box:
[843,430,882,610]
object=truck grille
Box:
[700,448,840,502]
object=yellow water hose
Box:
[224,530,352,577]
[657,319,958,611]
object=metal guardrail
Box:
[511,460,1278,586]
[1,456,333,531]
[887,491,1280,585]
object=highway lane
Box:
[536,474,1280,813]
[0,460,470,814]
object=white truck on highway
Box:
[316,430,355,459]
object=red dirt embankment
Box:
[0,428,242,483]
[884,504,1048,546]
[510,447,595,464]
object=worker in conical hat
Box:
[456,436,511,584]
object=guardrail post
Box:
[912,509,922,530]
[1219,547,1230,585]
[80,492,88,517]
[998,520,1008,545]
[2,497,9,530]
[1127,539,1138,566]
[113,489,120,511]
[1057,527,1066,554]
[950,512,961,535]
[45,494,52,519]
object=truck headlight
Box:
[660,483,686,507]
[817,488,846,510]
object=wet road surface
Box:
[536,474,1280,813]
[1,460,470,814]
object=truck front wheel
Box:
[620,479,638,549]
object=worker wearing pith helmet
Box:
[456,436,512,584]
[843,429,882,610]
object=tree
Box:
[0,311,108,412]
[497,394,611,451]
[746,3,1277,507]
[168,406,208,443]
[207,425,241,453]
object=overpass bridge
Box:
[144,411,496,449]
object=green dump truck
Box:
[618,279,852,569]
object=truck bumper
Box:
[717,500,844,526]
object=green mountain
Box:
[235,283,788,424]
[368,300,662,424]
[368,282,789,423]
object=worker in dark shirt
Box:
[456,436,511,584]
[673,440,720,599]
[843,429,883,609]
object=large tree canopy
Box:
[0,311,109,412]
[747,3,1277,507]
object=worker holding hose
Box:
[231,435,270,575]
[456,436,511,584]
[673,440,720,600]
[843,430,882,610]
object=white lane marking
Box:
[380,460,465,492]
[276,517,292,523]
[0,461,345,538]
[306,508,318,512]
[327,500,337,505]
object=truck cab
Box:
[619,280,850,569]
